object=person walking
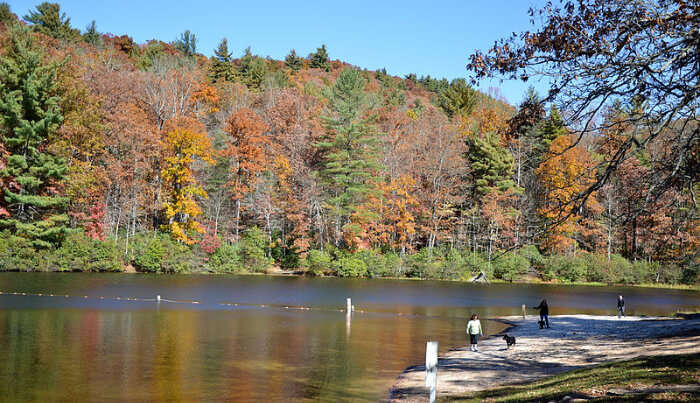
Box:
[466,313,483,352]
[533,299,550,328]
[617,295,625,318]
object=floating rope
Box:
[0,290,200,305]
[0,289,371,313]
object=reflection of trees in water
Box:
[1,274,698,400]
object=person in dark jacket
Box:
[533,299,550,328]
[617,295,625,318]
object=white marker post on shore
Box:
[346,298,352,313]
[425,341,438,403]
[522,304,526,319]
[157,295,161,303]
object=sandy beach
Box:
[390,315,700,402]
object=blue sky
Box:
[8,0,548,105]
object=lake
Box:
[1,273,698,402]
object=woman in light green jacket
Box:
[466,313,483,352]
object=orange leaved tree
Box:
[223,108,270,240]
[536,134,601,254]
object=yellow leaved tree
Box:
[161,119,214,244]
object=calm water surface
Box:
[0,273,698,402]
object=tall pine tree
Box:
[237,47,267,90]
[174,29,197,57]
[537,105,566,152]
[310,44,331,72]
[317,68,381,247]
[82,20,100,46]
[210,38,235,83]
[467,132,518,196]
[0,24,69,248]
[23,2,80,41]
[284,49,303,71]
[438,78,477,119]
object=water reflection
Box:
[0,307,504,402]
[0,273,698,402]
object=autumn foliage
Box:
[0,2,696,284]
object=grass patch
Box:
[440,353,700,402]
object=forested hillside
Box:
[0,2,697,284]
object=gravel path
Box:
[389,315,700,402]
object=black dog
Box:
[502,334,516,349]
[538,319,545,329]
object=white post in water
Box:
[425,341,438,403]
[522,304,526,319]
[346,310,352,338]
[157,295,161,303]
[346,298,352,313]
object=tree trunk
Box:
[607,197,612,261]
[235,198,241,241]
[265,211,272,258]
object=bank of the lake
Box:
[6,267,700,292]
[2,231,698,289]
[390,315,700,402]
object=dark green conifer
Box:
[284,49,303,71]
[438,78,477,119]
[83,20,100,46]
[245,58,267,90]
[174,29,197,57]
[0,24,69,248]
[467,132,519,195]
[210,38,235,82]
[310,44,331,72]
[528,105,567,159]
[317,69,382,241]
[237,47,267,90]
[237,46,254,75]
[23,2,80,41]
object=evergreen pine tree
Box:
[317,68,382,245]
[23,2,80,41]
[0,24,69,248]
[245,58,267,91]
[467,132,519,195]
[284,49,303,71]
[236,47,267,90]
[0,2,16,26]
[529,105,567,159]
[310,44,331,72]
[83,20,100,46]
[438,78,477,119]
[539,105,566,148]
[210,38,235,82]
[509,87,545,138]
[238,46,254,75]
[174,29,197,57]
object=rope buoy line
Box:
[1,291,472,320]
[215,302,363,314]
[0,290,200,305]
[0,290,363,312]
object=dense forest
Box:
[0,2,697,285]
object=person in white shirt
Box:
[466,313,483,352]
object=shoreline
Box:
[389,314,700,402]
[1,270,698,291]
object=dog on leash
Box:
[538,319,546,329]
[502,334,516,349]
